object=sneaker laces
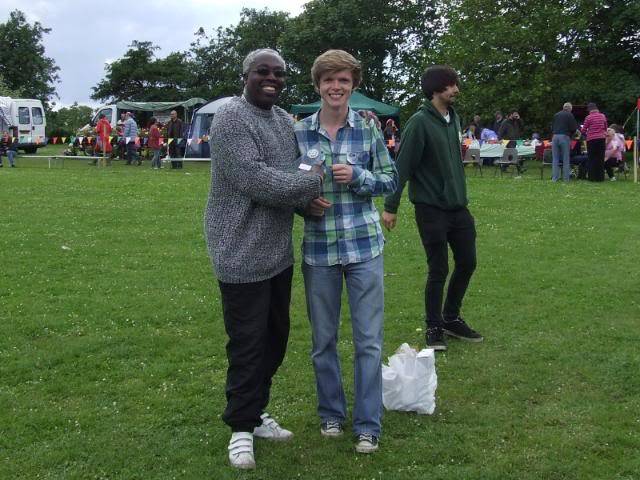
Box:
[358,433,376,444]
[324,420,342,431]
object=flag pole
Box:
[635,98,639,183]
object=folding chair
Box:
[462,148,482,176]
[494,148,519,177]
[540,148,553,179]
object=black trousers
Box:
[604,158,620,179]
[169,142,183,169]
[586,138,605,182]
[218,266,293,432]
[415,204,477,329]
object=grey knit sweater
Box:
[204,96,322,284]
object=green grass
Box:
[1,152,639,479]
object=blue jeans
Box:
[302,255,384,437]
[7,150,16,166]
[151,149,161,168]
[552,134,571,181]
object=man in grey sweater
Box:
[204,49,323,470]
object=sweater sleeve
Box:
[211,115,322,208]
[384,115,424,214]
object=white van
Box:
[0,97,47,153]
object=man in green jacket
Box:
[382,65,483,351]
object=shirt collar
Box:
[309,107,357,131]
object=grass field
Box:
[1,146,639,479]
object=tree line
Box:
[1,1,639,135]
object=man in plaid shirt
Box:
[294,50,397,454]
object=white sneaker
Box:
[228,432,255,469]
[252,413,293,441]
[610,177,617,181]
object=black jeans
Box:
[218,266,293,432]
[586,138,605,182]
[414,204,477,329]
[604,158,620,179]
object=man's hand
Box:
[331,164,353,184]
[381,211,397,231]
[306,196,332,216]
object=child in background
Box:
[148,117,162,169]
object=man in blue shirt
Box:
[294,49,397,454]
[122,112,139,165]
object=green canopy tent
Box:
[290,91,400,117]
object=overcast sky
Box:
[1,0,308,109]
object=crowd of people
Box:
[87,109,186,168]
[205,49,482,470]
[550,102,627,182]
[461,101,630,182]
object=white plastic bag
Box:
[382,343,437,414]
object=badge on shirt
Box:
[298,144,325,171]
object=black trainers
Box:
[426,327,448,351]
[442,316,483,342]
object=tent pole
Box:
[634,101,639,183]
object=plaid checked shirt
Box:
[294,108,398,266]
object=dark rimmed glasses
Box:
[251,68,287,78]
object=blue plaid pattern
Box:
[294,108,397,266]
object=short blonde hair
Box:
[311,50,362,90]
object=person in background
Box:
[0,131,13,167]
[464,123,477,140]
[604,127,624,181]
[1,127,18,167]
[117,113,126,160]
[383,65,483,352]
[93,113,112,166]
[581,102,608,182]
[610,124,628,173]
[294,49,397,455]
[383,118,399,158]
[123,112,139,165]
[167,110,184,169]
[204,48,323,470]
[470,114,481,130]
[498,110,526,173]
[480,127,498,142]
[492,110,504,133]
[550,102,578,182]
[148,117,162,169]
[498,110,523,146]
